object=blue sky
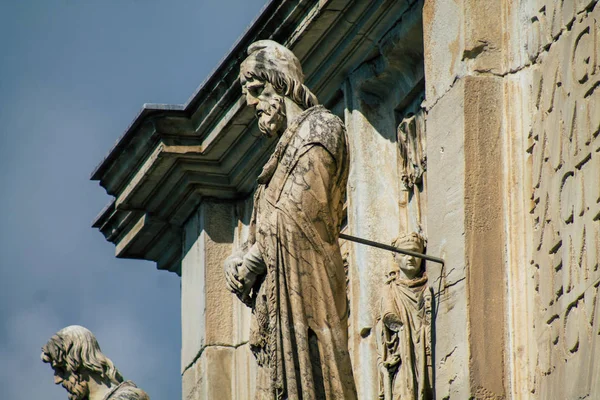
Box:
[0,1,268,398]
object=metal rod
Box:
[339,233,445,266]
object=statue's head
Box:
[389,232,426,280]
[240,40,318,137]
[41,325,123,400]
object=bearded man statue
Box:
[41,325,149,400]
[223,40,358,400]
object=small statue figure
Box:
[224,40,357,399]
[41,325,149,400]
[376,232,433,400]
[398,113,426,191]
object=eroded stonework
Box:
[224,40,358,400]
[398,111,426,191]
[376,232,433,400]
[528,2,600,397]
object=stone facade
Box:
[511,2,600,398]
[92,0,600,399]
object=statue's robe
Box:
[248,105,357,400]
[103,381,149,400]
[376,275,433,400]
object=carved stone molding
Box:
[91,0,424,277]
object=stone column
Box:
[181,199,255,400]
[424,1,508,398]
[344,72,403,399]
[426,1,600,398]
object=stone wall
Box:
[518,1,600,398]
[424,1,508,397]
[425,0,599,398]
[180,200,256,400]
[344,8,426,399]
[179,2,600,398]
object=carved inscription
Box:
[529,4,600,396]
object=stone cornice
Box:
[92,0,420,275]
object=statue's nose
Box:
[246,94,259,107]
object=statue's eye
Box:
[246,82,264,97]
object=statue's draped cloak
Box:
[248,106,357,400]
[103,381,149,400]
[377,276,433,400]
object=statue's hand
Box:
[224,254,244,294]
[382,312,404,332]
[237,261,259,304]
[225,245,266,304]
[383,354,401,369]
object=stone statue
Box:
[224,40,358,399]
[397,113,426,191]
[376,232,433,400]
[41,325,149,400]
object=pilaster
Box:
[424,1,508,398]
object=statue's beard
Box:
[62,374,89,400]
[257,96,286,138]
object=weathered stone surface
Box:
[398,111,426,192]
[398,95,428,234]
[181,201,236,373]
[463,76,506,400]
[182,346,233,400]
[182,344,257,400]
[462,1,504,74]
[180,200,255,398]
[342,9,426,398]
[225,39,358,400]
[345,80,403,399]
[523,3,600,398]
[502,67,535,400]
[375,232,433,400]
[423,0,465,107]
[231,344,257,399]
[426,79,470,400]
[426,73,508,400]
[181,208,206,372]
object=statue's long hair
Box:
[241,67,318,111]
[41,325,123,384]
